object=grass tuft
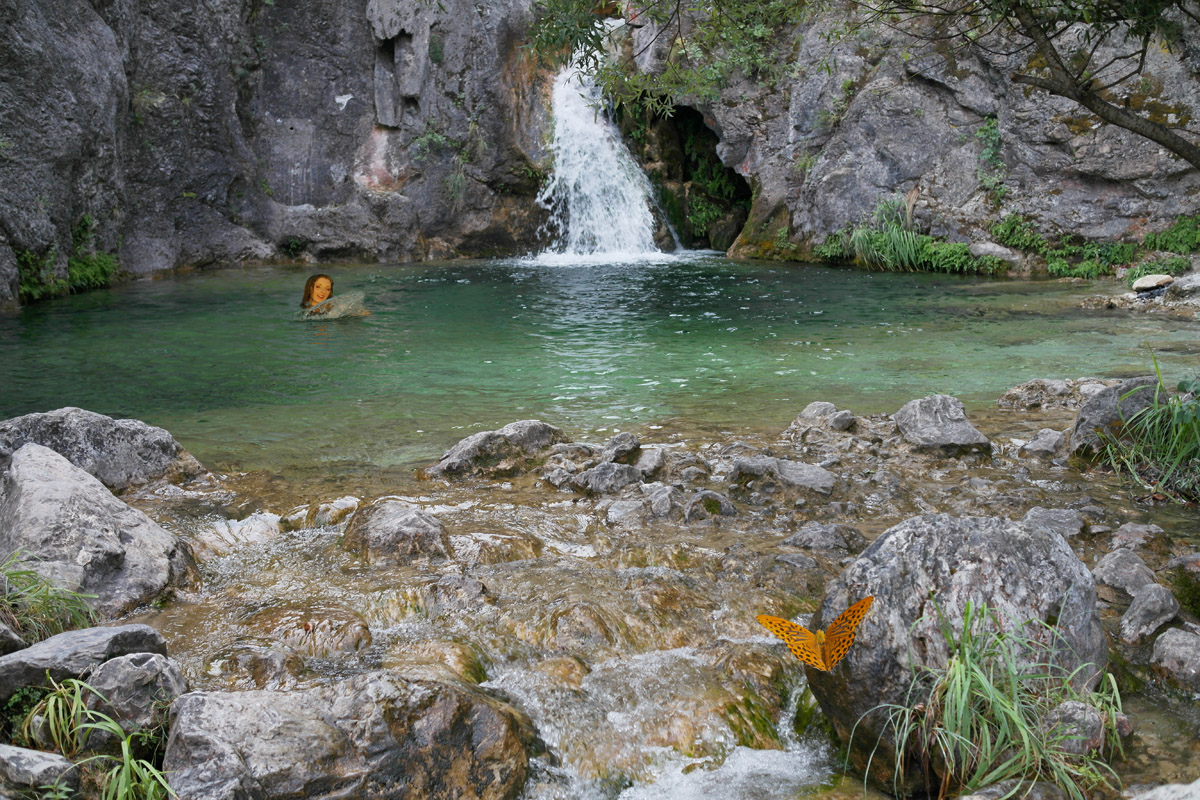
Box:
[1,551,97,643]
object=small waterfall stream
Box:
[536,67,664,260]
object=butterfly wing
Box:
[823,596,874,669]
[757,614,827,671]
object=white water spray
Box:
[536,67,663,260]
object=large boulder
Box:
[893,395,990,454]
[1070,376,1160,456]
[0,745,78,796]
[0,407,204,491]
[0,624,166,704]
[342,500,450,565]
[164,672,533,800]
[0,444,192,616]
[424,420,569,480]
[807,514,1105,795]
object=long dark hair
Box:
[300,274,333,308]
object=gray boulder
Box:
[809,513,1105,795]
[1092,549,1157,605]
[0,624,24,656]
[1040,701,1104,756]
[731,456,835,495]
[640,482,683,519]
[1150,628,1200,693]
[1119,584,1179,645]
[0,407,204,491]
[782,522,866,554]
[634,446,666,478]
[1018,428,1065,458]
[86,652,188,735]
[0,444,192,616]
[1070,376,1160,456]
[573,462,643,495]
[893,395,990,454]
[164,672,532,800]
[0,624,166,704]
[1021,507,1086,538]
[424,420,568,479]
[684,490,737,522]
[342,500,449,565]
[0,745,78,796]
[600,432,641,463]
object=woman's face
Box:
[311,277,332,304]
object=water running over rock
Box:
[536,67,663,260]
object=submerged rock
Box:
[1150,628,1200,693]
[0,407,204,491]
[164,672,533,800]
[809,513,1105,795]
[342,499,450,564]
[893,394,990,454]
[425,420,568,479]
[0,444,192,616]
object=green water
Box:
[3,255,1198,481]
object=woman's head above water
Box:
[301,274,333,308]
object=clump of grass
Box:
[1124,256,1191,286]
[1,551,97,643]
[856,602,1123,800]
[1098,361,1200,503]
[17,677,174,800]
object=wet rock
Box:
[0,744,78,795]
[1127,777,1200,800]
[775,552,819,570]
[782,522,867,554]
[425,420,568,479]
[828,409,856,431]
[1150,628,1200,693]
[811,513,1105,795]
[604,498,645,526]
[731,456,835,495]
[955,782,1067,800]
[281,496,361,531]
[0,444,190,617]
[244,605,372,658]
[342,499,450,564]
[601,432,641,463]
[550,604,616,650]
[1041,700,1104,755]
[191,511,282,559]
[384,639,488,684]
[207,645,306,691]
[1092,549,1157,605]
[424,575,492,614]
[1110,522,1167,553]
[641,482,684,518]
[164,672,532,800]
[0,625,166,704]
[1019,428,1065,458]
[684,490,737,522]
[448,531,542,564]
[798,401,838,419]
[1163,272,1200,302]
[635,446,666,478]
[534,656,590,689]
[1165,554,1200,615]
[1070,376,1159,457]
[1021,507,1086,538]
[0,407,204,491]
[998,378,1116,412]
[893,395,990,454]
[76,653,188,752]
[573,462,642,494]
[1120,584,1179,645]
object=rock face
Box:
[809,513,1105,795]
[0,444,191,616]
[0,407,204,491]
[425,420,569,479]
[164,672,533,800]
[0,0,548,306]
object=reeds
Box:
[1,551,96,643]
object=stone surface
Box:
[1131,274,1175,291]
[1127,777,1200,800]
[684,490,737,522]
[893,395,990,454]
[1092,549,1157,605]
[1150,628,1200,693]
[0,624,24,657]
[1041,701,1104,756]
[0,625,166,704]
[243,606,372,658]
[1021,507,1086,538]
[1070,376,1159,456]
[573,462,643,495]
[164,672,532,800]
[0,407,204,490]
[731,456,836,494]
[0,444,190,616]
[810,513,1105,795]
[600,432,641,463]
[1119,584,1179,645]
[342,499,450,564]
[0,745,78,795]
[1019,428,1065,458]
[782,522,866,554]
[425,420,568,479]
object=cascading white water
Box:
[537,66,662,259]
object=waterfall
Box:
[536,67,664,260]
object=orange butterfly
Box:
[757,596,874,672]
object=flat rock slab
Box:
[893,395,990,454]
[0,624,166,704]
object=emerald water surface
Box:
[4,255,1198,484]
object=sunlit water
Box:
[4,256,1199,495]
